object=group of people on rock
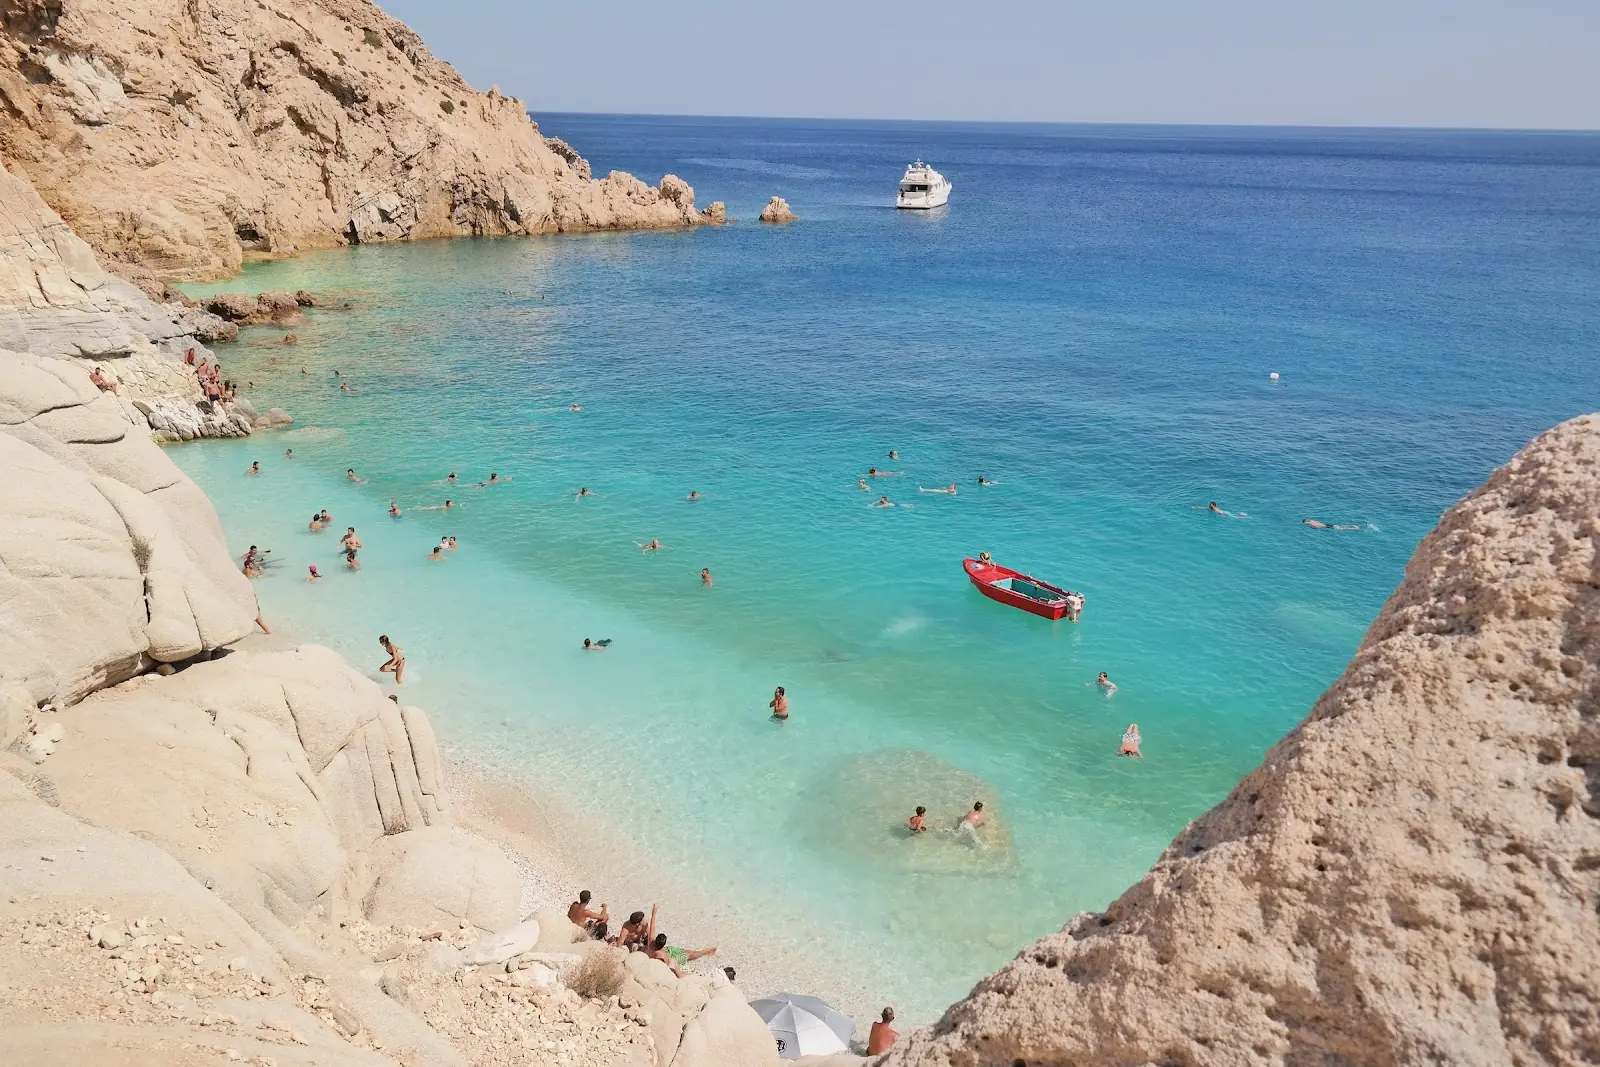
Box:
[185,348,238,404]
[567,893,716,979]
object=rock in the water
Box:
[202,294,257,323]
[700,201,728,225]
[885,413,1600,1067]
[759,196,797,223]
[293,290,318,307]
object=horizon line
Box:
[525,110,1600,136]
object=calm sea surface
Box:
[172,117,1600,1022]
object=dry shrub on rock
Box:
[566,949,626,1000]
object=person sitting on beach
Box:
[868,1008,899,1056]
[918,483,957,495]
[700,568,713,587]
[583,638,612,651]
[908,806,928,833]
[612,910,650,951]
[307,565,321,582]
[769,686,789,720]
[978,475,995,486]
[1096,671,1117,692]
[428,544,445,561]
[1119,723,1143,759]
[567,890,609,936]
[377,635,404,683]
[644,923,716,978]
[347,468,362,482]
[247,461,261,475]
[870,496,895,508]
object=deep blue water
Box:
[174,117,1600,1022]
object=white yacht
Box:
[896,161,951,209]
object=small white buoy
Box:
[1268,371,1280,381]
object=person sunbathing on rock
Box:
[643,906,715,977]
[611,910,650,951]
[567,890,608,936]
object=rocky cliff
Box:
[0,0,721,281]
[886,414,1600,1065]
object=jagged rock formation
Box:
[0,0,715,280]
[887,414,1600,1066]
[758,196,796,223]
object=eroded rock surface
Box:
[887,414,1600,1065]
[0,0,714,280]
[758,196,796,223]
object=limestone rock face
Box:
[357,825,522,933]
[0,350,258,734]
[886,413,1600,1066]
[0,0,715,280]
[758,196,797,223]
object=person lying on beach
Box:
[908,806,928,833]
[567,891,609,935]
[978,475,995,486]
[1096,671,1117,692]
[612,910,650,951]
[701,568,713,587]
[868,1008,899,1056]
[389,501,403,517]
[583,638,612,651]
[919,483,957,494]
[1119,723,1143,759]
[347,468,362,482]
[414,500,456,511]
[870,496,895,508]
[769,686,789,720]
[307,565,321,582]
[378,635,404,683]
[644,909,716,977]
[428,544,445,561]
[247,461,261,475]
[637,539,666,553]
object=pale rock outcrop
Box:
[700,201,728,225]
[0,350,257,744]
[356,826,523,933]
[887,413,1600,1065]
[759,196,797,223]
[0,0,717,280]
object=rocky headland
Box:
[0,0,723,283]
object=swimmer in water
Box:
[340,527,362,550]
[475,473,503,486]
[284,448,294,459]
[687,490,700,501]
[919,483,957,495]
[339,381,351,392]
[306,565,321,582]
[964,801,985,829]
[428,544,444,561]
[446,473,458,484]
[888,450,899,460]
[576,488,592,499]
[347,468,362,483]
[907,806,927,833]
[1096,671,1117,692]
[308,512,325,532]
[867,467,898,477]
[247,461,261,475]
[319,509,333,524]
[1119,724,1143,759]
[978,475,995,486]
[415,499,455,511]
[870,496,895,508]
[389,501,402,517]
[1208,501,1224,514]
[583,638,612,651]
[447,536,458,550]
[1302,518,1328,528]
[858,479,869,491]
[769,686,789,720]
[637,539,665,553]
[301,367,309,374]
[570,403,583,412]
[700,567,713,587]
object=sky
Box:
[376,0,1598,129]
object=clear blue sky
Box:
[378,0,1597,128]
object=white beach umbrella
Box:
[749,993,855,1059]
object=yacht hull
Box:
[897,184,952,210]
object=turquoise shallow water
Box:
[171,118,1600,1021]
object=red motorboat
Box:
[963,557,1081,621]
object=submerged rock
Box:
[886,414,1600,1066]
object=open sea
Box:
[170,116,1600,1024]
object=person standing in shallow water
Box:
[378,635,405,684]
[700,568,713,587]
[769,686,789,720]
